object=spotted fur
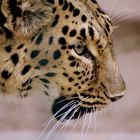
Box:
[0,0,126,120]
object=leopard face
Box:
[0,0,126,121]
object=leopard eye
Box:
[73,44,87,56]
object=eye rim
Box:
[73,42,87,56]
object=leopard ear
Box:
[1,0,54,38]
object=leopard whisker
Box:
[111,9,140,22]
[84,112,93,139]
[45,103,79,140]
[73,109,82,129]
[114,13,140,26]
[57,97,80,104]
[80,110,87,140]
[93,108,98,134]
[56,99,86,138]
[109,0,118,16]
[42,100,75,127]
[36,100,75,140]
[54,106,81,140]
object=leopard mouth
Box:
[52,95,99,121]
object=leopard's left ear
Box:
[1,0,54,38]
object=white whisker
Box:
[80,110,87,140]
[73,110,81,129]
[109,0,118,16]
[57,97,79,104]
[114,13,140,26]
[111,9,140,22]
[45,103,78,140]
[93,110,98,134]
[36,100,75,140]
[54,106,81,140]
[84,112,93,139]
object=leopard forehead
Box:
[0,0,126,118]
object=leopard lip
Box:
[52,96,94,121]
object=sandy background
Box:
[0,0,140,140]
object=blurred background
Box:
[0,0,140,140]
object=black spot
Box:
[0,9,13,39]
[73,9,80,17]
[78,76,82,80]
[69,2,74,11]
[35,33,43,45]
[40,78,50,84]
[98,45,102,48]
[53,50,61,60]
[53,7,57,13]
[74,83,79,86]
[51,15,59,27]
[39,59,48,66]
[21,65,31,75]
[105,21,110,32]
[62,26,69,35]
[8,0,22,23]
[88,88,94,92]
[68,56,75,61]
[88,27,94,40]
[97,8,105,14]
[0,30,3,34]
[46,0,54,4]
[49,36,54,45]
[31,50,40,59]
[1,70,12,80]
[62,1,69,10]
[68,45,74,49]
[44,91,49,96]
[17,44,24,49]
[5,45,12,53]
[58,37,66,45]
[0,10,6,26]
[68,87,71,91]
[70,61,76,67]
[24,86,31,91]
[61,45,67,50]
[91,0,97,4]
[69,29,77,37]
[78,86,81,89]
[10,53,19,65]
[81,15,87,22]
[69,77,74,82]
[74,71,80,75]
[22,78,32,87]
[63,73,69,77]
[85,78,89,81]
[65,15,69,19]
[80,28,86,39]
[59,0,64,5]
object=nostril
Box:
[110,95,124,102]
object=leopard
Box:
[0,0,126,121]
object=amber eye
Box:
[73,43,87,56]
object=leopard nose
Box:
[110,95,124,102]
